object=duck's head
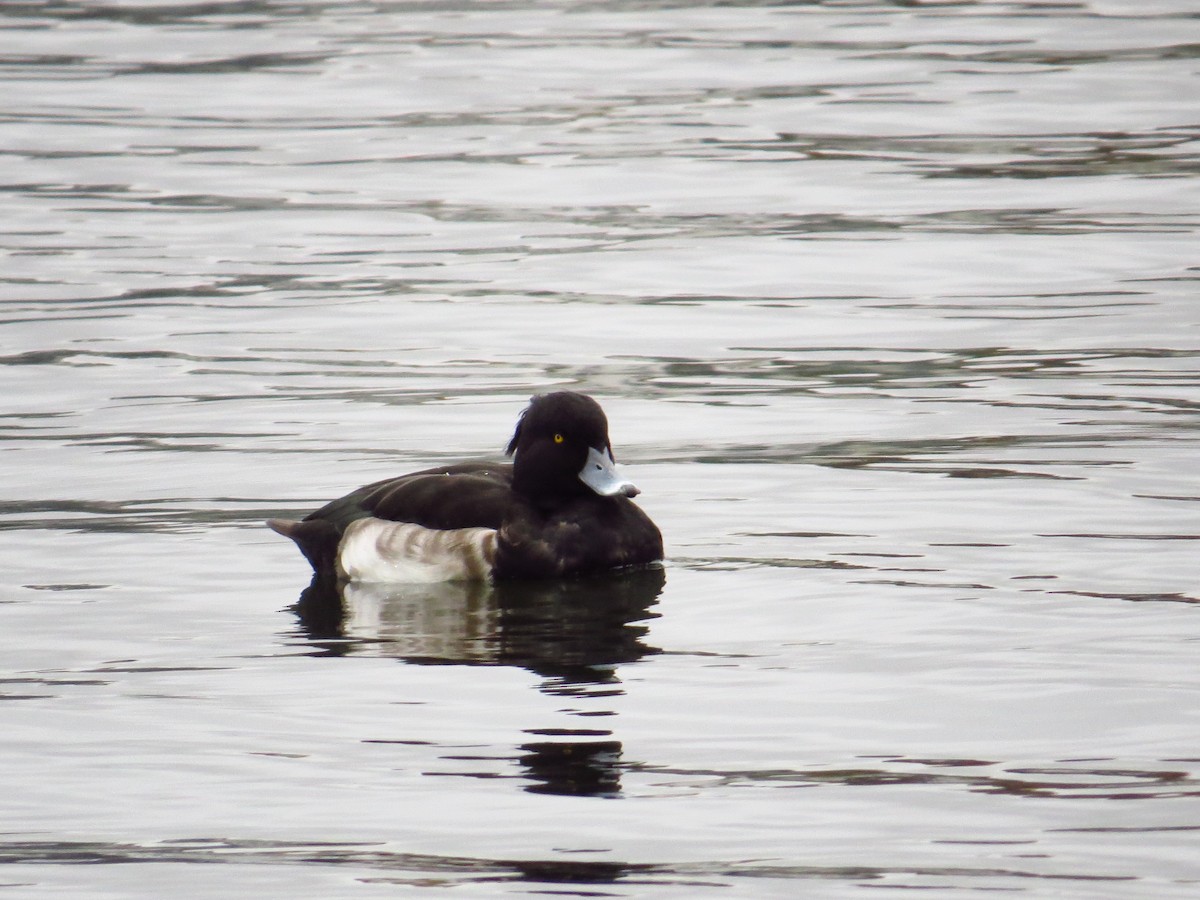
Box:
[506,391,640,503]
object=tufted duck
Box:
[268,391,663,582]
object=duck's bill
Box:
[579,446,640,498]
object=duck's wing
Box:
[357,462,514,531]
[268,462,513,573]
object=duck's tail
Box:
[267,518,341,574]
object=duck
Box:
[268,391,664,582]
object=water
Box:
[2,0,1199,896]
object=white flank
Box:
[338,518,498,583]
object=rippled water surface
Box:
[3,1,1199,896]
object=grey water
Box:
[2,0,1199,896]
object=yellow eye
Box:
[553,433,565,444]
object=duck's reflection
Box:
[290,567,665,797]
[518,739,624,797]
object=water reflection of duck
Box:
[290,567,665,798]
[291,565,665,682]
[268,392,663,582]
